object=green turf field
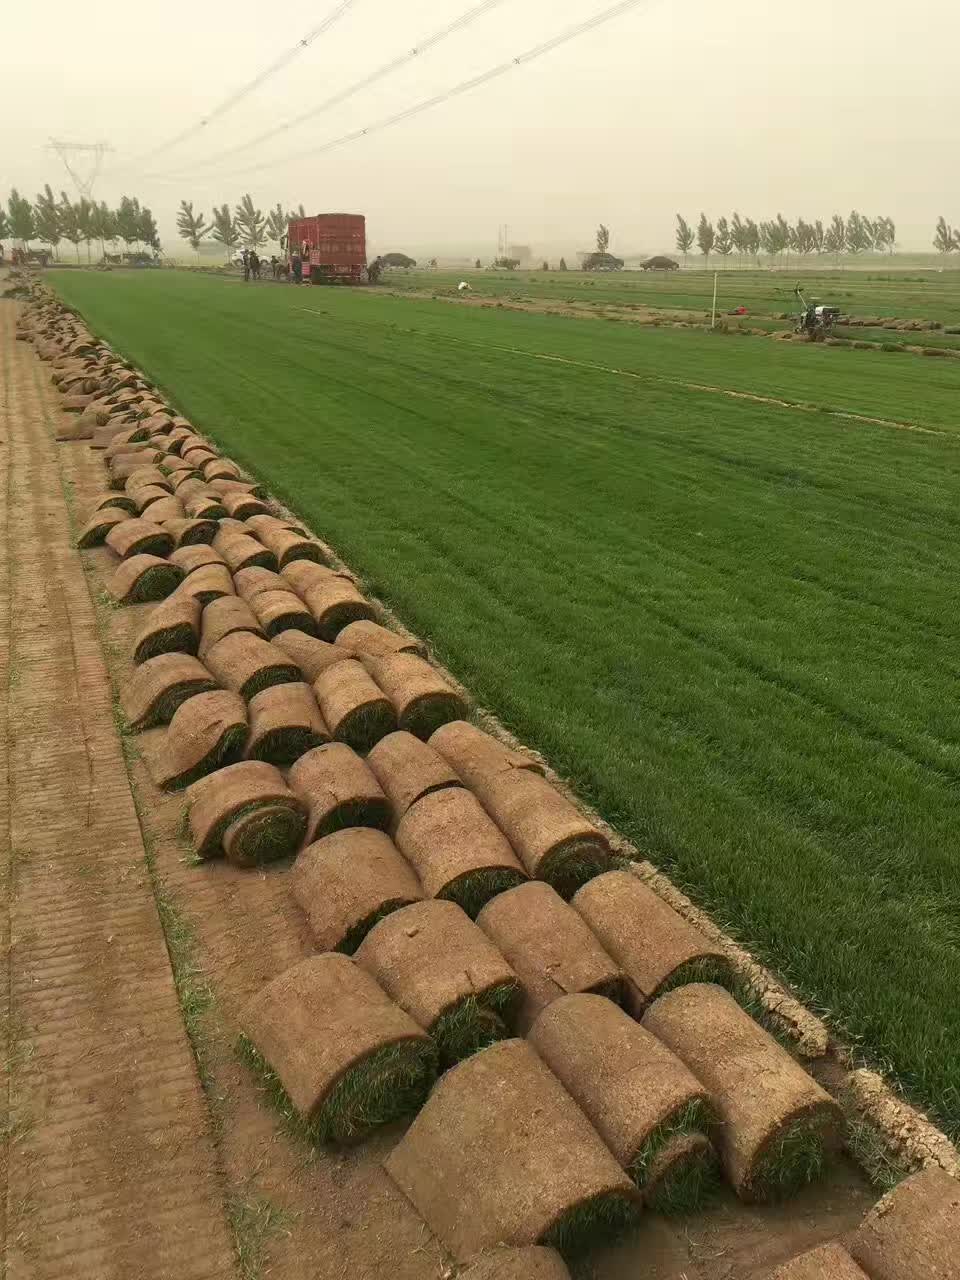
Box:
[52,268,960,1136]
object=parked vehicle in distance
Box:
[640,256,680,270]
[287,213,366,284]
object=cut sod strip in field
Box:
[50,269,960,1138]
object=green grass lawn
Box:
[53,269,960,1135]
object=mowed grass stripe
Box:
[52,270,960,1133]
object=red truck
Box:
[287,212,366,284]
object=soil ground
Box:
[0,286,879,1276]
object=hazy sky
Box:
[4,0,959,258]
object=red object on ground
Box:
[287,213,366,284]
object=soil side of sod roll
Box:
[355,899,520,1063]
[105,517,174,560]
[271,629,352,683]
[384,1037,642,1262]
[572,871,734,1013]
[287,741,391,842]
[460,1247,571,1280]
[250,589,318,638]
[476,881,622,1030]
[187,759,307,863]
[253,524,325,568]
[846,1166,960,1280]
[281,559,349,598]
[132,592,201,664]
[430,720,545,791]
[147,689,249,790]
[772,1243,869,1280]
[303,577,377,641]
[395,786,527,917]
[122,652,219,730]
[162,517,218,547]
[204,631,301,701]
[290,827,424,953]
[528,994,716,1210]
[112,551,185,606]
[77,506,127,547]
[169,562,235,604]
[199,596,264,658]
[246,513,309,539]
[244,682,329,766]
[366,730,464,821]
[213,530,279,574]
[89,490,138,515]
[337,619,427,660]
[241,953,437,1141]
[143,496,186,525]
[313,659,397,753]
[362,653,467,741]
[233,566,289,601]
[642,983,840,1202]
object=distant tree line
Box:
[675,212,897,264]
[176,196,308,258]
[1,186,160,262]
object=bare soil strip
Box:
[0,300,236,1280]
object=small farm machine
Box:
[794,285,841,339]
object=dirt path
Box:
[0,299,236,1280]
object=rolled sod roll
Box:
[461,1249,570,1280]
[143,496,186,525]
[148,689,248,790]
[103,427,149,453]
[168,563,235,605]
[233,566,288,601]
[250,589,318,638]
[203,457,242,482]
[245,682,329,766]
[213,531,279,574]
[572,872,733,1013]
[642,984,840,1202]
[187,759,306,864]
[313,659,397,753]
[430,720,545,791]
[169,544,227,576]
[363,653,468,741]
[132,592,201,664]
[124,466,172,493]
[111,554,184,605]
[105,517,174,560]
[385,1038,641,1261]
[160,459,198,482]
[476,881,621,1029]
[77,506,127,548]
[366,730,463,820]
[165,426,192,453]
[271,629,351,683]
[131,484,175,515]
[304,577,377,641]
[184,492,227,521]
[221,490,270,520]
[89,490,137,515]
[122,652,218,730]
[204,632,300,700]
[337,619,426,660]
[291,827,423,952]
[199,596,264,658]
[280,559,349,598]
[472,770,612,900]
[217,517,248,535]
[162,516,217,547]
[356,900,520,1063]
[847,1166,960,1280]
[288,741,390,841]
[395,787,527,917]
[246,513,308,538]
[209,478,266,498]
[241,954,436,1140]
[252,524,325,568]
[182,446,217,469]
[528,995,715,1210]
[772,1244,869,1280]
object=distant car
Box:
[640,256,680,271]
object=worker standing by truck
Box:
[291,248,302,284]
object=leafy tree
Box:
[177,200,210,257]
[846,210,872,255]
[116,196,143,252]
[429,258,437,268]
[286,203,306,221]
[877,216,896,254]
[235,193,267,248]
[34,184,62,258]
[824,213,846,259]
[90,202,115,258]
[744,218,760,262]
[812,219,825,254]
[541,259,549,271]
[139,206,160,252]
[714,216,732,258]
[381,252,416,267]
[934,216,955,254]
[210,203,240,258]
[265,202,287,245]
[474,258,481,268]
[596,223,610,254]
[775,214,792,260]
[675,214,694,261]
[730,212,747,263]
[7,188,36,247]
[696,213,715,260]
[0,209,9,243]
[793,218,816,256]
[582,251,623,271]
[559,257,567,271]
[76,197,96,263]
[58,193,83,262]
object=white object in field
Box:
[458,281,470,293]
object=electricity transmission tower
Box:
[47,139,114,199]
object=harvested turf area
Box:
[50,269,960,1136]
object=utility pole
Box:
[47,139,114,200]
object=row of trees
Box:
[933,217,960,254]
[176,197,307,258]
[675,212,897,263]
[2,187,159,261]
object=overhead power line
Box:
[169,0,657,181]
[125,0,359,168]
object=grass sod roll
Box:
[77,506,127,548]
[641,984,840,1203]
[366,730,464,821]
[164,426,192,453]
[384,1038,641,1262]
[221,490,270,520]
[249,589,318,638]
[131,485,175,515]
[105,517,175,560]
[528,994,717,1213]
[111,554,185,605]
[429,720,545,791]
[233,566,289,601]
[280,559,350,598]
[313,659,397,753]
[203,457,242,482]
[147,689,248,791]
[244,682,329,766]
[355,900,520,1065]
[394,787,527,917]
[209,478,267,499]
[132,592,201,664]
[572,872,735,1014]
[246,514,308,539]
[204,631,301,701]
[476,881,622,1030]
[213,530,279,574]
[124,466,173,493]
[143,496,186,525]
[472,769,612,900]
[290,827,424,953]
[287,741,390,841]
[199,596,264,659]
[460,1247,571,1280]
[270,629,352,683]
[250,524,326,568]
[336,619,426,660]
[184,493,228,521]
[122,652,218,730]
[847,1166,960,1280]
[239,953,437,1141]
[303,577,377,641]
[169,563,235,606]
[162,517,217,547]
[772,1243,870,1279]
[89,490,138,516]
[187,759,306,863]
[363,653,468,741]
[182,446,217,469]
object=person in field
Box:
[291,250,302,284]
[241,248,250,282]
